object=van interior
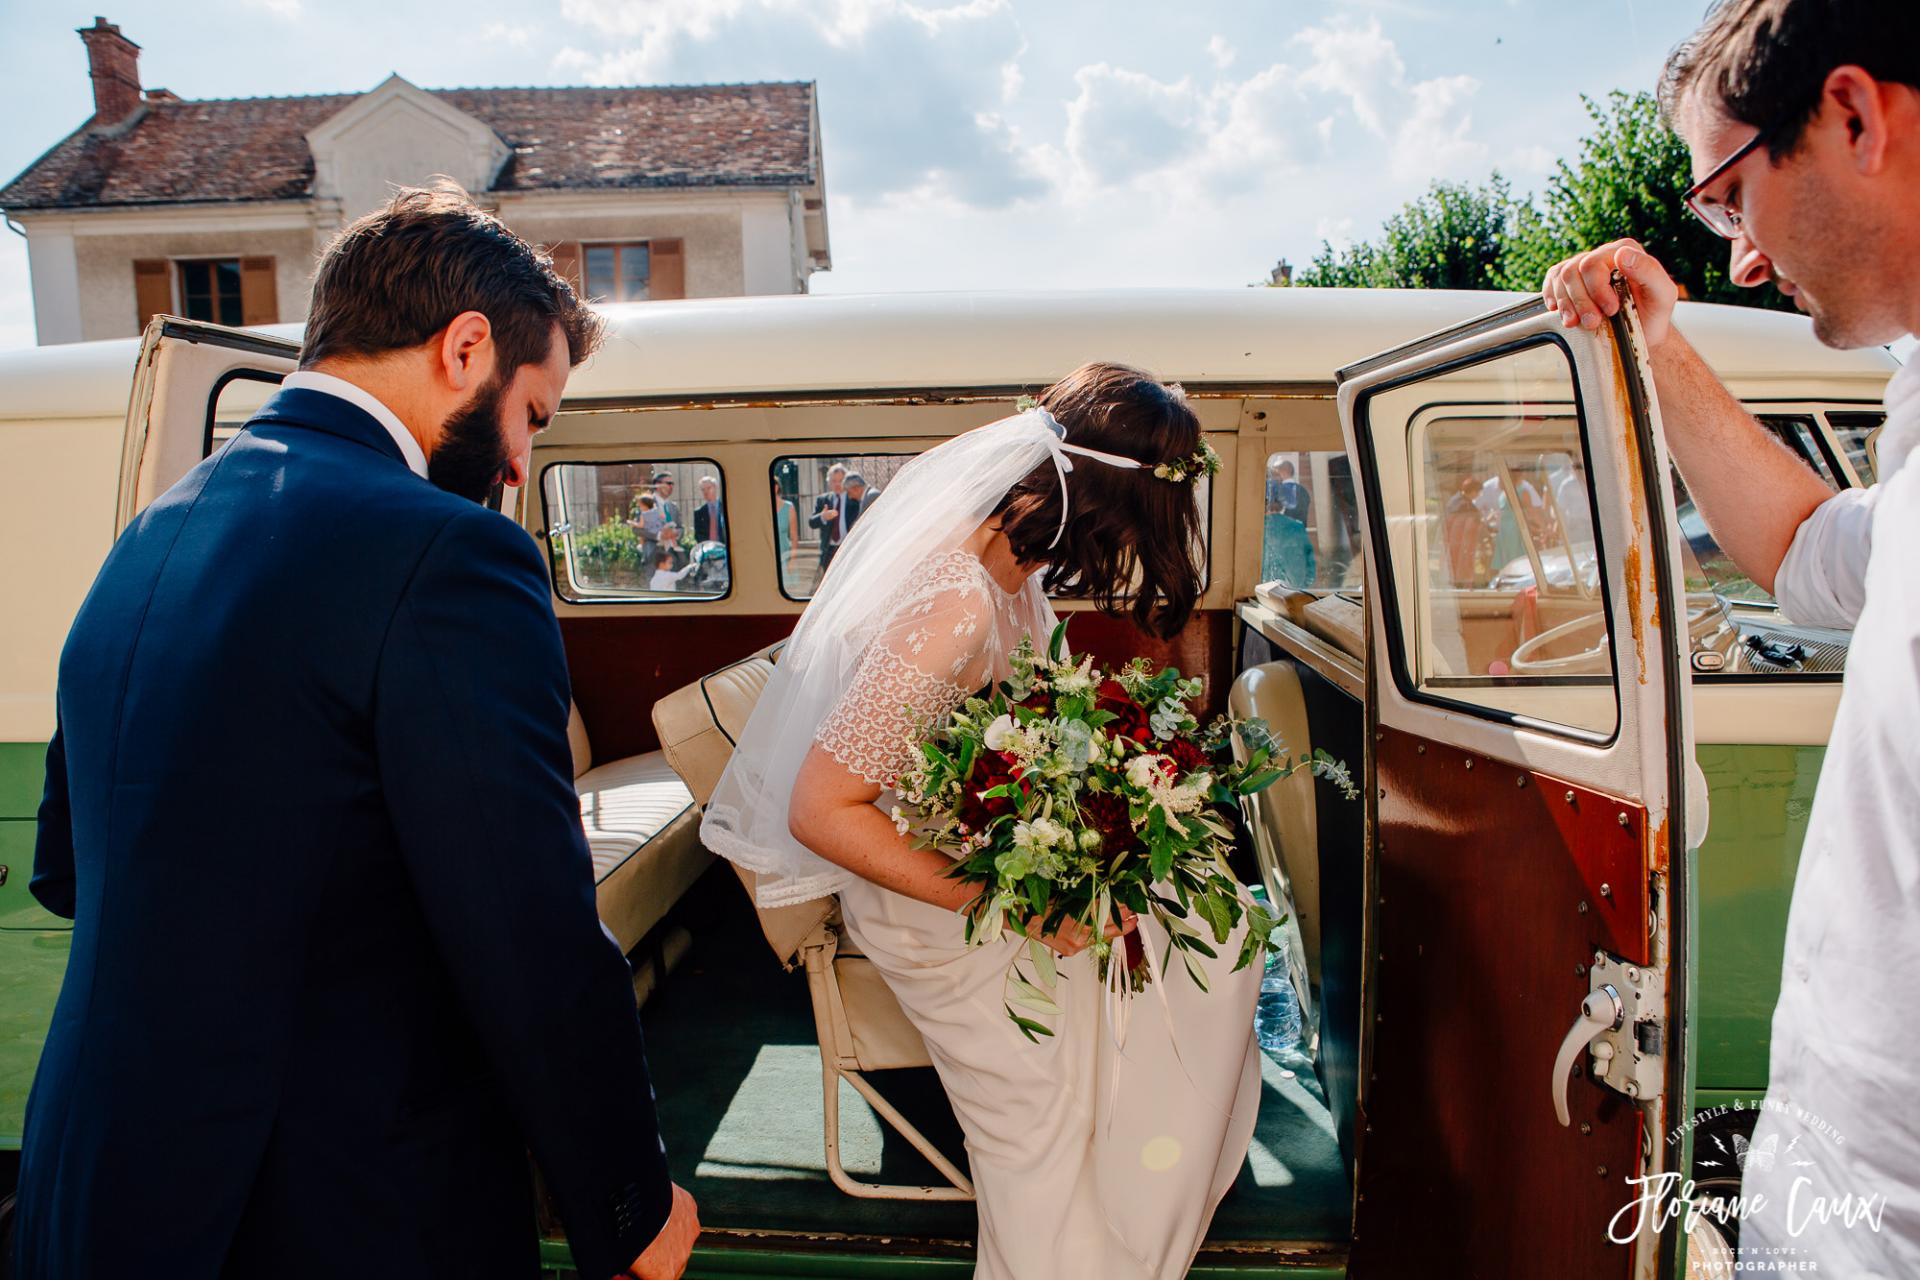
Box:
[530,379,1861,1265]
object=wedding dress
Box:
[702,411,1262,1278]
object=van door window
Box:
[541,459,731,603]
[1361,340,1620,738]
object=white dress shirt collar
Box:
[280,370,429,480]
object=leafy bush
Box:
[572,520,642,571]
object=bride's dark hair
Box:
[992,361,1206,639]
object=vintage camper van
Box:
[0,287,1896,1277]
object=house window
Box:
[584,243,651,302]
[178,259,245,326]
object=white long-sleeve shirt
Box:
[1740,356,1920,1275]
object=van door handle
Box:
[1552,983,1623,1126]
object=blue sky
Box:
[0,0,1708,349]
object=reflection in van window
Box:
[1756,415,1841,488]
[1362,341,1620,738]
[1827,410,1885,486]
[772,453,918,599]
[1260,450,1361,592]
[541,460,731,604]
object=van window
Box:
[541,460,732,604]
[1359,340,1620,740]
[206,370,283,456]
[1827,410,1885,486]
[772,447,1215,602]
[1260,449,1362,592]
[772,453,919,599]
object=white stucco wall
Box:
[18,187,810,344]
[495,196,761,299]
[24,229,83,345]
[68,225,320,341]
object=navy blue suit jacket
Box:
[15,388,672,1279]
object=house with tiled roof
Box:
[1,17,831,345]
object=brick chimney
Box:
[78,17,142,127]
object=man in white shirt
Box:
[1543,2,1919,1272]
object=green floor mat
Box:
[641,870,1350,1245]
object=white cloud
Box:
[1290,16,1486,183]
[248,0,303,15]
[1390,73,1487,181]
[1062,65,1204,187]
[1207,35,1236,70]
[1506,143,1558,175]
[479,21,537,50]
[554,0,1043,208]
[1295,16,1404,135]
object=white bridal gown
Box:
[813,548,1263,1280]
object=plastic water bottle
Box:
[1256,945,1305,1054]
[1251,886,1304,1054]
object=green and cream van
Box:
[0,287,1896,1278]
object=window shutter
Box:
[548,241,583,294]
[239,257,279,327]
[133,258,171,330]
[649,239,685,300]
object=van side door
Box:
[1339,290,1697,1279]
[117,316,300,532]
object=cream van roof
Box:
[0,287,1897,421]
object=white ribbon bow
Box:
[1024,407,1146,549]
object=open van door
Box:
[1339,289,1697,1279]
[117,316,300,533]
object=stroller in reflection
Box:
[655,539,730,594]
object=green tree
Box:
[1293,176,1518,291]
[1280,90,1790,313]
[1496,90,1787,310]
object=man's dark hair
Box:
[1659,0,1920,157]
[301,183,604,372]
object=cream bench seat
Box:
[567,704,711,959]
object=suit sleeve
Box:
[374,508,672,1278]
[30,713,76,919]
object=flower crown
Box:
[1015,395,1220,485]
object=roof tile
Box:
[0,83,816,210]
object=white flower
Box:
[1051,653,1096,696]
[983,714,1017,752]
[891,806,911,836]
[1126,755,1167,790]
[1030,816,1069,848]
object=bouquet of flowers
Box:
[894,622,1356,1040]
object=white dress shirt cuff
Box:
[1773,486,1877,629]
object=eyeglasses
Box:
[1683,126,1773,240]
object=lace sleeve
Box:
[814,563,996,788]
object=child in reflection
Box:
[649,544,699,592]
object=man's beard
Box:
[428,373,511,505]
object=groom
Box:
[13,186,697,1278]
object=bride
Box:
[702,362,1262,1279]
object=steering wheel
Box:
[1508,610,1610,676]
[1506,593,1736,677]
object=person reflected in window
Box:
[649,544,699,592]
[810,463,849,572]
[844,471,878,528]
[693,475,727,543]
[628,491,665,567]
[774,488,798,584]
[650,471,681,528]
[1443,475,1487,586]
[1272,459,1311,524]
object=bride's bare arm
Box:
[786,746,976,912]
